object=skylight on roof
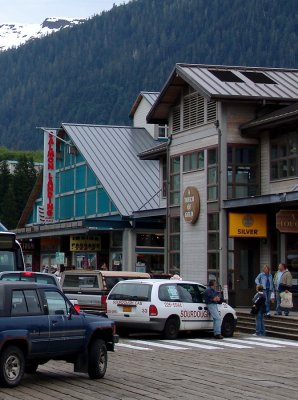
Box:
[241,71,277,84]
[208,70,244,83]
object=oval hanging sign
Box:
[182,186,200,224]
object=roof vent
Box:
[241,71,276,84]
[208,70,244,83]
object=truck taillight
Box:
[74,304,81,313]
[102,295,107,312]
[149,304,158,316]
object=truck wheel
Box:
[221,315,235,337]
[88,339,107,379]
[163,317,179,340]
[0,346,25,387]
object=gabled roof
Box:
[62,123,160,216]
[129,91,159,118]
[147,64,298,123]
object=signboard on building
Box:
[182,186,200,224]
[229,213,267,238]
[276,210,298,233]
[70,235,101,252]
[42,130,56,223]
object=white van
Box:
[107,279,237,339]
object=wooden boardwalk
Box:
[0,334,297,399]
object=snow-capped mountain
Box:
[0,17,85,51]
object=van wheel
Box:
[163,317,179,340]
[0,346,25,387]
[88,339,107,379]
[221,315,235,337]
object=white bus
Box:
[0,232,25,272]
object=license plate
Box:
[123,306,132,312]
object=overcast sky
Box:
[0,0,129,24]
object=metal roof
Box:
[62,123,160,217]
[147,64,298,123]
[241,102,298,134]
[129,91,159,118]
[138,141,168,160]
[141,92,159,106]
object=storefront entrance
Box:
[234,238,260,306]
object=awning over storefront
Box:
[223,191,298,210]
[15,217,132,239]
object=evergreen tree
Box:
[12,155,37,221]
[1,183,18,229]
[0,0,296,150]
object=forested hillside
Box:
[0,0,297,150]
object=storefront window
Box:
[270,131,298,180]
[169,216,180,275]
[207,148,218,201]
[286,234,298,289]
[75,253,97,269]
[170,157,180,205]
[207,212,219,282]
[227,145,259,199]
[162,157,167,198]
[136,234,164,247]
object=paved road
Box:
[1,333,297,399]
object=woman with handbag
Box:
[251,285,266,336]
[273,263,293,316]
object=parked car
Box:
[0,271,61,289]
[60,270,150,314]
[0,281,118,387]
[107,279,237,339]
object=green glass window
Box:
[98,188,110,214]
[87,167,97,187]
[60,169,74,193]
[75,192,85,217]
[60,195,74,219]
[87,190,96,215]
[76,165,86,190]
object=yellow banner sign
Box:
[70,235,101,252]
[229,213,267,238]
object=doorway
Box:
[234,238,260,307]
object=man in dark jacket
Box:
[204,280,223,339]
[252,284,266,336]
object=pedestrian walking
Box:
[255,264,274,316]
[274,263,293,316]
[251,284,266,336]
[204,280,223,339]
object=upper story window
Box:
[170,156,180,206]
[207,148,218,201]
[158,124,168,138]
[270,132,298,180]
[183,151,204,172]
[227,145,259,199]
[172,92,217,134]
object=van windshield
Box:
[108,282,152,301]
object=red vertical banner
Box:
[42,130,56,222]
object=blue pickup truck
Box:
[0,281,118,387]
